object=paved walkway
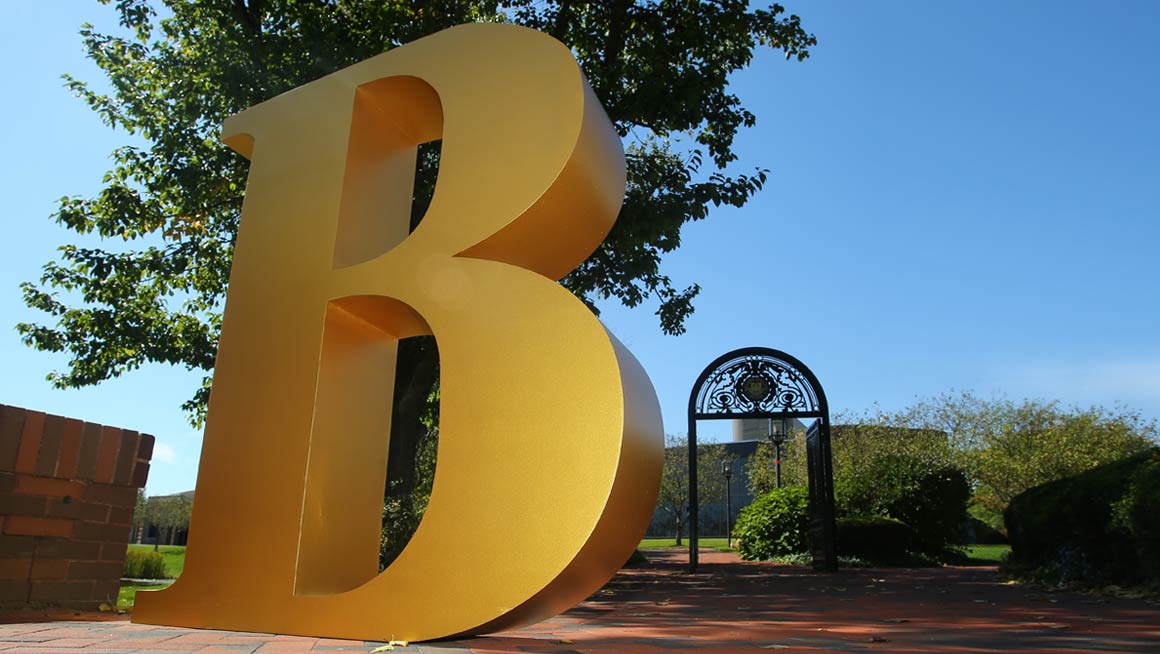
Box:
[2,549,1158,653]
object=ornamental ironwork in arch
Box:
[686,346,836,573]
[691,349,826,420]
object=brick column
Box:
[0,404,154,610]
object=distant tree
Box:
[744,396,1157,535]
[138,494,193,550]
[829,421,958,492]
[133,489,147,523]
[887,392,1157,529]
[744,419,952,497]
[655,434,733,544]
[745,425,807,496]
[968,402,1155,527]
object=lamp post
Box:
[721,459,733,547]
[768,418,789,488]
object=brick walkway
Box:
[2,549,1158,653]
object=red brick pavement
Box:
[1,549,1157,653]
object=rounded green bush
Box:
[734,486,809,560]
[837,515,914,562]
[122,549,168,579]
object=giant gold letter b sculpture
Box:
[132,24,664,642]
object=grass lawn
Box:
[126,544,187,577]
[640,537,734,551]
[120,545,185,610]
[963,544,1011,565]
[117,583,171,610]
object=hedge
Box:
[837,515,914,562]
[1005,447,1160,586]
[836,454,969,554]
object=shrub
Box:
[733,486,809,560]
[964,516,1008,545]
[836,454,969,554]
[123,549,169,579]
[837,516,914,562]
[1124,451,1160,580]
[1005,447,1160,587]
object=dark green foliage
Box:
[836,516,913,563]
[1123,451,1160,580]
[379,422,437,570]
[835,453,970,554]
[733,486,809,560]
[122,549,169,579]
[1004,447,1160,587]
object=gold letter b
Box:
[132,24,664,642]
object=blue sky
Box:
[1,1,1157,495]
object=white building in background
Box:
[732,417,769,442]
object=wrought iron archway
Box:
[687,347,837,572]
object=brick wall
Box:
[0,404,154,610]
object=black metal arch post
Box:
[686,347,837,572]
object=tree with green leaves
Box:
[744,423,807,496]
[136,493,193,550]
[655,435,734,544]
[744,420,952,498]
[744,397,1156,538]
[18,0,815,558]
[874,392,1157,530]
